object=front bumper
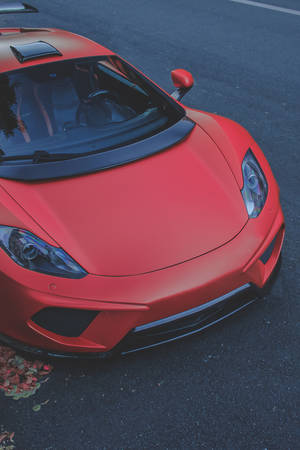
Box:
[0,253,282,359]
[120,253,282,355]
[0,196,285,358]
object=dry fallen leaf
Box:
[32,404,41,412]
[0,430,15,450]
[32,399,50,412]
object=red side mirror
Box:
[171,69,194,89]
[170,69,194,101]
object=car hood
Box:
[0,124,248,276]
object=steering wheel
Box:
[76,90,111,127]
[87,89,109,99]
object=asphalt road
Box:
[1,0,300,448]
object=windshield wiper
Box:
[0,150,80,164]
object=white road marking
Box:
[229,0,300,16]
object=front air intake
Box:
[31,307,99,337]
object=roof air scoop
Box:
[10,41,62,63]
[0,2,38,14]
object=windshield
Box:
[0,56,184,161]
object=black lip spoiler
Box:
[0,2,38,14]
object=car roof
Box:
[0,27,114,73]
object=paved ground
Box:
[1,0,299,448]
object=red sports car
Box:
[0,3,284,358]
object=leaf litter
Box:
[0,344,53,400]
[0,429,15,450]
[0,345,54,449]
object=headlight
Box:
[241,149,268,218]
[0,227,87,278]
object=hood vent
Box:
[10,40,62,63]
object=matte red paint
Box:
[0,27,284,354]
[0,125,248,276]
[0,28,113,73]
[171,69,194,89]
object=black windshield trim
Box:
[0,118,195,180]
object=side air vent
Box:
[10,41,62,63]
[20,27,49,33]
[0,2,38,14]
[0,28,48,36]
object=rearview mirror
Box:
[170,69,194,101]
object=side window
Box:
[98,57,129,79]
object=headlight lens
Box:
[241,149,268,218]
[0,227,87,278]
